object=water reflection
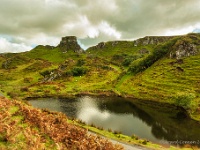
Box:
[29,96,200,146]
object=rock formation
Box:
[57,36,83,53]
[170,40,198,59]
[134,36,177,46]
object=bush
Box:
[122,55,143,67]
[173,93,195,110]
[71,67,87,76]
[122,58,133,66]
[128,37,178,73]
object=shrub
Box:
[122,55,143,67]
[122,58,133,66]
[71,67,87,76]
[173,93,195,110]
[128,37,178,73]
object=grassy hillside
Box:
[0,33,200,121]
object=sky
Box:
[0,0,200,53]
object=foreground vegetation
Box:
[0,97,124,150]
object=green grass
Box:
[23,46,84,63]
[1,33,200,120]
[68,119,195,150]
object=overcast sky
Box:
[0,0,200,53]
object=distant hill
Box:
[1,33,200,121]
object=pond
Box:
[29,96,200,147]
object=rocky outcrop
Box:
[96,42,106,49]
[57,36,83,53]
[134,36,176,46]
[170,41,198,59]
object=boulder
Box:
[170,41,198,59]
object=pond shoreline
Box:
[28,95,200,149]
[24,91,195,122]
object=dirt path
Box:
[110,139,151,150]
[88,131,152,150]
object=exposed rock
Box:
[57,36,83,53]
[96,42,105,49]
[170,41,198,59]
[112,41,118,47]
[134,36,176,46]
[42,70,62,82]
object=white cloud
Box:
[98,21,121,39]
[165,23,200,36]
[0,37,32,53]
[25,33,61,46]
[165,26,195,36]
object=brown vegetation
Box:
[0,97,124,150]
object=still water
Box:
[29,96,200,146]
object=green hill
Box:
[1,33,200,121]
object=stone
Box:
[112,41,118,47]
[96,42,105,49]
[134,36,176,46]
[57,36,83,53]
[170,41,198,59]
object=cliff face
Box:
[133,36,177,46]
[169,34,200,59]
[57,36,83,53]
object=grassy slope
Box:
[1,34,200,149]
[0,33,200,120]
[23,46,84,63]
[115,34,200,120]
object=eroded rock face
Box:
[134,36,176,46]
[58,36,83,53]
[170,41,198,59]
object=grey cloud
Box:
[0,0,200,52]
